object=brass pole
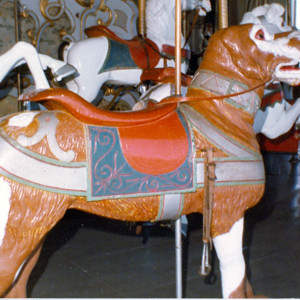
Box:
[14,0,21,98]
[175,0,182,95]
[138,0,146,37]
[286,0,290,26]
[218,0,228,29]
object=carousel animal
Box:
[61,0,211,103]
[1,23,300,298]
[0,41,76,91]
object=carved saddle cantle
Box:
[20,89,194,196]
[84,25,161,69]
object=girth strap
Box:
[200,148,216,276]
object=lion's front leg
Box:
[213,217,254,298]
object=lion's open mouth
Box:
[275,62,300,86]
[280,64,300,72]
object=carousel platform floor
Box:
[28,153,300,298]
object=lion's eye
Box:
[255,29,265,40]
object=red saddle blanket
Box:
[85,25,161,69]
[117,109,189,175]
[87,110,193,199]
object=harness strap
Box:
[157,77,270,105]
[200,148,216,276]
[183,8,200,49]
[138,36,150,69]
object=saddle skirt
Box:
[85,25,160,69]
[87,109,194,200]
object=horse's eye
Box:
[255,29,265,40]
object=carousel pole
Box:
[175,0,183,298]
[218,0,228,29]
[295,0,300,30]
[14,0,22,111]
[14,0,28,111]
[290,0,298,28]
[138,0,146,37]
[175,0,182,95]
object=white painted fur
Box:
[0,178,11,247]
[8,112,39,127]
[241,3,291,34]
[213,218,245,298]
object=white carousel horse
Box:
[1,23,300,298]
[0,41,76,93]
[61,0,211,103]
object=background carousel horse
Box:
[1,23,300,298]
[0,41,76,92]
[60,0,211,103]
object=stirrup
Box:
[53,64,77,82]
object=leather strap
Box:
[183,8,200,48]
[158,78,270,105]
[200,148,216,276]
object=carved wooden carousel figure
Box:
[2,12,300,300]
[60,0,211,103]
[0,41,76,92]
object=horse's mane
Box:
[240,3,291,34]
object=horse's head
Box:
[198,24,300,97]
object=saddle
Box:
[85,25,161,69]
[20,88,191,175]
[161,44,191,60]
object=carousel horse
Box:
[0,41,76,91]
[1,23,300,298]
[61,0,211,103]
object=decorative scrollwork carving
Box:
[40,0,65,21]
[75,0,95,8]
[97,0,113,26]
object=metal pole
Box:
[175,218,182,298]
[290,0,295,27]
[14,0,21,98]
[14,0,28,111]
[175,0,183,297]
[175,0,182,95]
[296,0,300,29]
[138,0,146,37]
[218,0,228,29]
